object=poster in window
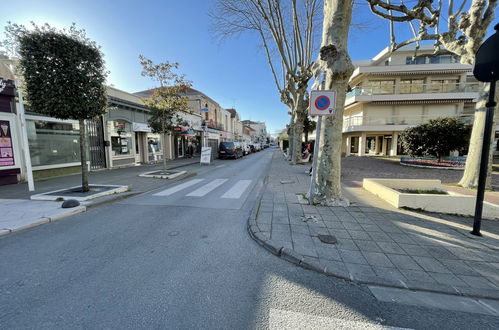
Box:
[0,120,14,166]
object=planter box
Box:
[363,178,499,220]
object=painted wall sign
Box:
[309,90,337,116]
[0,120,15,167]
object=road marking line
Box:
[153,179,204,196]
[221,180,252,199]
[186,179,228,197]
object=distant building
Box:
[241,120,268,143]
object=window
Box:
[110,120,132,156]
[430,79,460,92]
[365,136,376,153]
[27,120,80,166]
[350,137,358,153]
[365,80,395,94]
[429,55,461,64]
[400,79,424,93]
[406,56,426,65]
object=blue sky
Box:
[2,0,492,135]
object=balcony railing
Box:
[343,113,474,128]
[346,82,480,98]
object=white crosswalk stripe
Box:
[221,180,252,199]
[153,179,204,196]
[186,179,228,197]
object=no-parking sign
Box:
[309,90,336,116]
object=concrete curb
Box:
[246,154,499,301]
[1,206,87,237]
[248,215,499,300]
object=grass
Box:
[398,189,448,195]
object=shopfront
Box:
[0,76,23,185]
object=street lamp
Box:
[470,24,499,236]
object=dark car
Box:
[218,142,244,159]
[249,144,256,153]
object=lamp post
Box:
[471,24,499,236]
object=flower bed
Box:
[400,157,466,169]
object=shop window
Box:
[110,120,132,156]
[27,120,80,167]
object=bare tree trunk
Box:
[287,114,295,161]
[291,111,306,164]
[311,0,354,206]
[79,119,89,192]
[460,83,498,189]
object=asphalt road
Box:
[1,148,499,329]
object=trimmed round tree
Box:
[9,23,107,192]
[400,117,472,162]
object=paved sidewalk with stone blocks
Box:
[249,150,499,300]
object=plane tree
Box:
[211,0,322,164]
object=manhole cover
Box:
[168,231,179,236]
[317,234,337,244]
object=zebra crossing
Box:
[152,178,253,200]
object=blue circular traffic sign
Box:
[315,95,330,111]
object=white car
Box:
[242,143,251,155]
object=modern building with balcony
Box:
[343,45,480,156]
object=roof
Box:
[134,86,223,109]
[107,86,145,106]
[226,108,237,118]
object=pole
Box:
[471,79,497,236]
[10,64,34,191]
[308,116,322,204]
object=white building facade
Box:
[343,45,480,156]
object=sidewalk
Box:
[0,157,199,235]
[249,151,499,300]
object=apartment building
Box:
[342,45,480,156]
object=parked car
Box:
[249,144,256,153]
[242,143,251,155]
[218,142,244,159]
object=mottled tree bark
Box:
[311,0,354,205]
[287,114,295,161]
[460,83,499,189]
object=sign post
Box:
[308,90,336,205]
[470,24,499,236]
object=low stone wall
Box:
[363,178,499,220]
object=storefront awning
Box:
[132,122,152,133]
[182,130,197,137]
